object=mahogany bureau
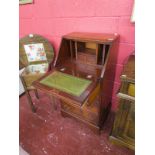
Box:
[33,32,119,133]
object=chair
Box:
[19,34,55,112]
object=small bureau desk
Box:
[33,32,119,133]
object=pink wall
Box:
[19,0,135,111]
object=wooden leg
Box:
[26,90,36,113]
[34,89,39,99]
[49,95,57,111]
[20,75,36,112]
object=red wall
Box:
[19,0,135,111]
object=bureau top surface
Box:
[63,32,119,43]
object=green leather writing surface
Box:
[40,71,91,96]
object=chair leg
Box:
[49,95,57,111]
[20,75,36,112]
[26,90,36,113]
[34,89,39,99]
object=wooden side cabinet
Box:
[109,54,135,150]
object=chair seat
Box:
[19,34,55,112]
[21,63,48,87]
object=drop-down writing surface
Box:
[33,66,99,106]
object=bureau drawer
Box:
[60,100,99,125]
[77,53,96,64]
[86,54,96,64]
[77,53,86,61]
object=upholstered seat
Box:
[19,34,55,112]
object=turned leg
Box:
[34,89,39,99]
[49,95,57,111]
[26,90,36,112]
[20,75,36,112]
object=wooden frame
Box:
[19,0,33,5]
[109,55,135,150]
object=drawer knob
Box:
[87,75,92,79]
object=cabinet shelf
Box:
[78,48,96,55]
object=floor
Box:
[19,91,134,155]
[20,146,29,155]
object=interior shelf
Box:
[68,40,110,66]
[78,48,96,55]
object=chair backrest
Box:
[19,34,55,67]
